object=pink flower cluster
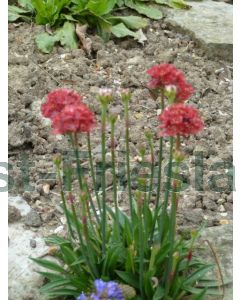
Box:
[147,64,194,102]
[159,103,204,137]
[41,89,96,135]
[147,64,204,137]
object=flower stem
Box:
[87,133,102,217]
[110,118,120,239]
[164,161,180,299]
[151,89,164,243]
[158,137,174,244]
[138,200,145,300]
[101,103,107,255]
[56,165,74,240]
[124,98,134,220]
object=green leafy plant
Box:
[8,0,190,53]
[31,65,227,299]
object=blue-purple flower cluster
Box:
[77,279,124,300]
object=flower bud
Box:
[173,150,185,163]
[164,84,177,104]
[98,88,113,105]
[53,154,62,167]
[119,88,132,103]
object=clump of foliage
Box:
[8,0,190,53]
[31,64,226,300]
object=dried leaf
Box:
[76,24,92,56]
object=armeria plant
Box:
[32,64,223,300]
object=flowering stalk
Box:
[99,98,108,255]
[70,133,99,229]
[87,132,102,218]
[158,137,174,243]
[150,88,164,243]
[110,114,120,239]
[54,157,74,240]
[122,90,134,220]
[145,131,155,205]
[136,191,145,300]
[164,160,180,299]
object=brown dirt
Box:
[8,20,233,234]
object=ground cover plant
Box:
[8,0,190,53]
[30,64,226,300]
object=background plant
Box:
[8,0,190,53]
[31,64,227,300]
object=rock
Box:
[218,204,226,212]
[202,198,218,211]
[8,196,31,217]
[164,0,232,61]
[127,56,143,65]
[217,198,226,205]
[30,239,37,249]
[8,223,48,300]
[106,170,113,187]
[8,205,21,223]
[182,208,203,224]
[198,225,232,300]
[224,202,233,212]
[24,210,42,227]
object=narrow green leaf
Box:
[41,288,80,297]
[153,286,165,300]
[191,288,207,300]
[183,265,214,286]
[30,257,66,273]
[40,279,72,293]
[115,270,139,289]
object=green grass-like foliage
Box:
[8,0,190,53]
[31,89,224,300]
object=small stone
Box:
[30,239,37,248]
[8,205,21,223]
[127,56,142,65]
[106,170,113,187]
[54,225,64,234]
[42,183,50,195]
[202,198,218,211]
[23,191,32,202]
[224,202,233,212]
[41,211,55,223]
[8,196,31,216]
[24,210,42,227]
[218,204,226,212]
[217,198,225,205]
[219,219,230,225]
[184,208,203,224]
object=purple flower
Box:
[77,293,87,300]
[76,279,124,300]
[94,279,106,295]
[93,279,123,300]
[106,281,123,299]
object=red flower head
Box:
[147,64,183,88]
[147,64,194,102]
[176,78,194,102]
[41,89,82,119]
[52,103,96,135]
[159,103,204,137]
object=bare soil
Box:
[8,20,233,235]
